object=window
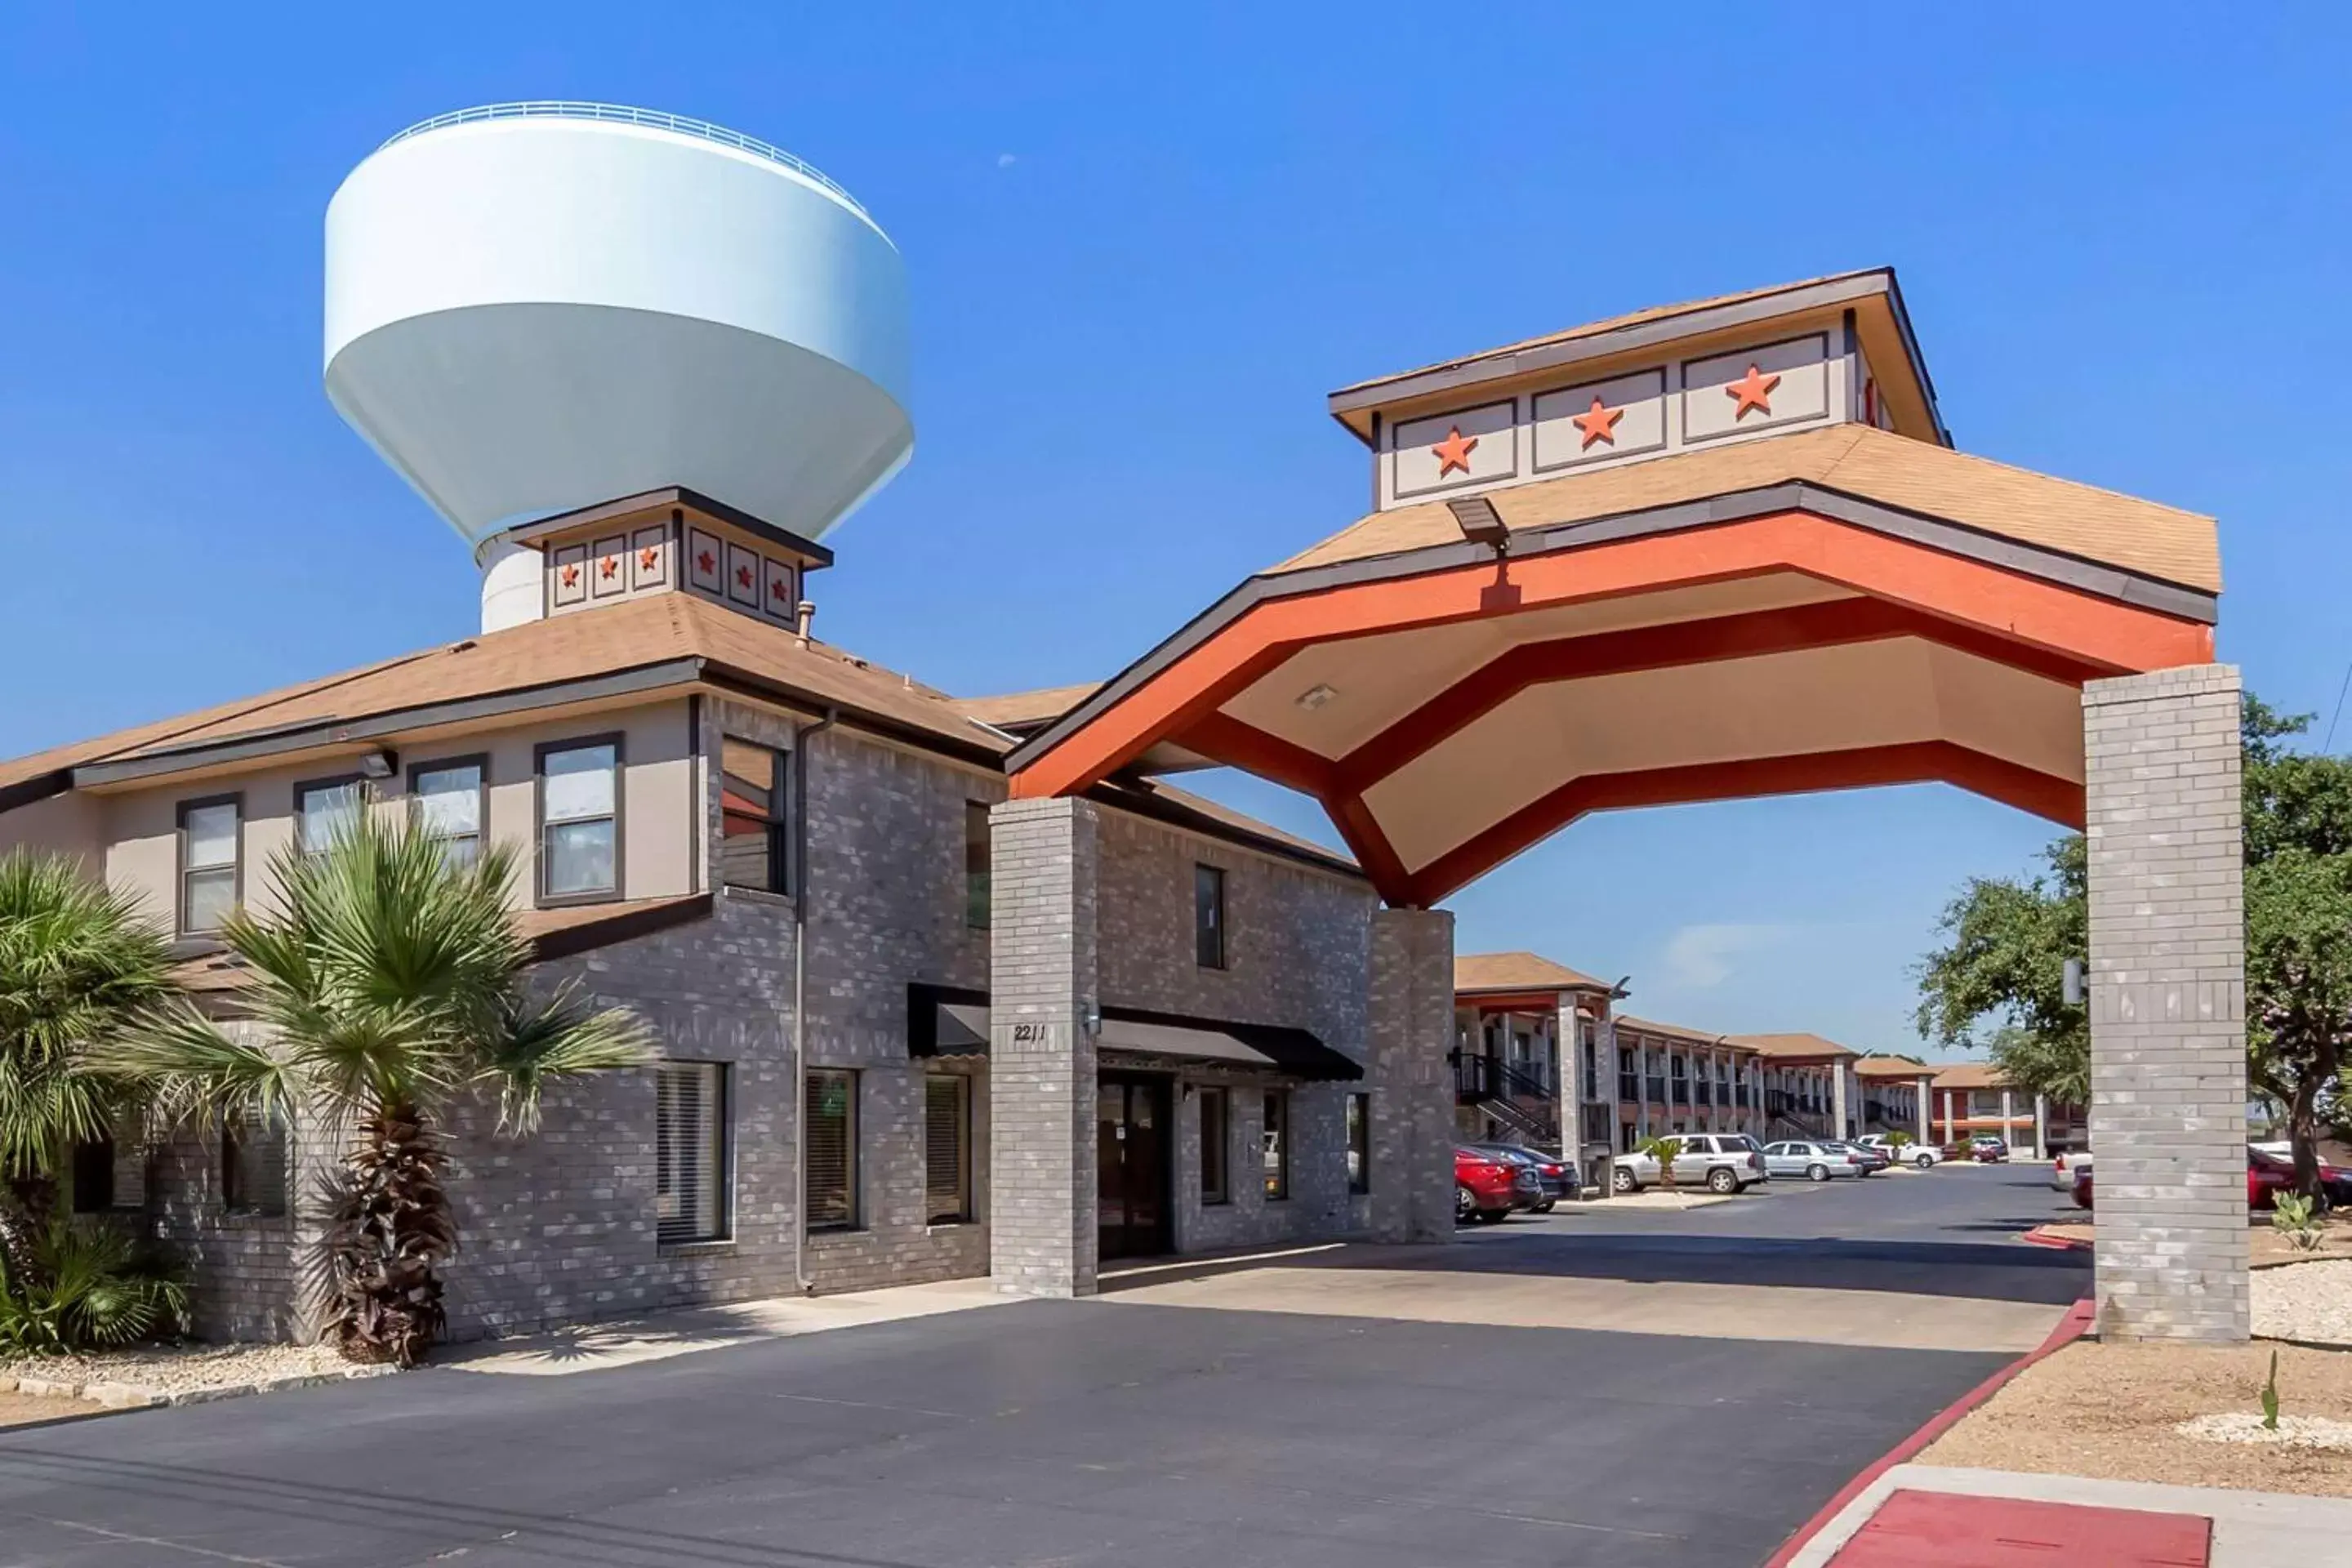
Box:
[924,1072,971,1224]
[1261,1089,1288,1200]
[1345,1092,1370,1195]
[411,757,486,870]
[1199,1086,1230,1204]
[656,1062,730,1245]
[1195,863,1227,969]
[805,1068,858,1230]
[296,776,366,858]
[177,796,240,936]
[964,802,992,930]
[222,1107,287,1217]
[538,737,621,902]
[720,737,790,894]
[70,1135,116,1213]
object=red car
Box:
[1455,1146,1536,1224]
[2073,1148,2334,1212]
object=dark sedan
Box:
[1470,1143,1577,1211]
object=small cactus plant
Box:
[2261,1348,2281,1432]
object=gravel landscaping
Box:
[2254,1257,2352,1344]
[2,1341,395,1408]
[1922,1339,2352,1495]
[2178,1411,2352,1450]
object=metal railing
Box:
[377,102,871,220]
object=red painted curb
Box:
[2020,1225,2092,1252]
[1759,1297,2096,1568]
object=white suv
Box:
[1613,1134,1770,1195]
[1856,1134,1942,1169]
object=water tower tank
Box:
[324,104,911,630]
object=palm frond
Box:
[91,1002,296,1133]
[475,983,657,1135]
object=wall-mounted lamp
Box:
[1083,1004,1102,1036]
[358,748,399,781]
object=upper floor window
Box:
[177,795,240,936]
[964,801,991,930]
[720,737,790,895]
[410,757,486,871]
[1194,863,1227,969]
[538,737,621,903]
[296,776,366,858]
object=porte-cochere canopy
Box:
[1005,275,2220,909]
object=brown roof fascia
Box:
[71,659,709,790]
[528,892,714,963]
[1083,777,1365,884]
[1324,270,1950,449]
[495,487,836,571]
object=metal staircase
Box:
[1450,1051,1561,1148]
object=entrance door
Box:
[1097,1074,1172,1262]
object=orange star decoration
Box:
[1429,425,1478,478]
[1571,396,1624,449]
[770,577,791,601]
[1726,363,1780,420]
[560,563,580,588]
[639,546,659,572]
[736,564,755,590]
[599,555,619,580]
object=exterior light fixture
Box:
[358,749,399,781]
[1295,684,1339,712]
[1446,495,1508,550]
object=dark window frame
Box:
[292,772,369,858]
[719,735,793,897]
[1194,862,1227,970]
[534,733,626,908]
[655,1060,733,1246]
[175,792,243,938]
[220,1107,288,1218]
[407,752,490,871]
[1261,1089,1289,1201]
[964,801,992,931]
[924,1070,973,1225]
[1345,1091,1371,1196]
[804,1067,861,1232]
[1198,1085,1230,1205]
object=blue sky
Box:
[3,6,2345,1054]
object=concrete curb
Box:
[1760,1297,2096,1568]
[6,1362,400,1414]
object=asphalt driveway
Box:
[0,1166,2079,1568]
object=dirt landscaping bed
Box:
[1921,1339,2352,1496]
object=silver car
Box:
[1612,1133,1769,1195]
[1763,1140,1866,1182]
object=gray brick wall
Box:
[2084,663,2249,1343]
[987,796,1099,1297]
[1367,907,1457,1243]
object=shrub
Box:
[2272,1192,2326,1252]
[0,1218,188,1356]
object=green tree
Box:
[0,849,172,1276]
[98,817,653,1366]
[1914,697,2352,1194]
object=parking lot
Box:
[0,1165,2087,1568]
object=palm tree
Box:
[0,849,172,1277]
[99,815,652,1367]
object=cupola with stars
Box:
[1326,270,1938,514]
[497,486,833,629]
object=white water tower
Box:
[323,103,913,630]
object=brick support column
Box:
[1554,995,1581,1167]
[1368,906,1454,1241]
[987,798,1100,1298]
[2084,665,2248,1343]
